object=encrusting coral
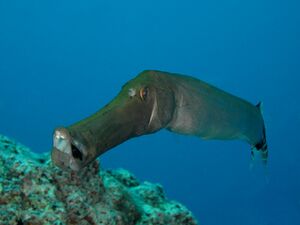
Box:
[0,134,197,225]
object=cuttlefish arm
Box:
[51,70,267,171]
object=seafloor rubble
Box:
[0,134,197,225]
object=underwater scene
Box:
[0,0,299,224]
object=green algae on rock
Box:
[0,134,197,225]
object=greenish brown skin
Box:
[51,70,267,171]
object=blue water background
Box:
[1,0,299,224]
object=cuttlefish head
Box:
[51,70,176,171]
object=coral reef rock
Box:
[0,134,197,225]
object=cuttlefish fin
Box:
[250,102,268,166]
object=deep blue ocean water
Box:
[1,0,299,224]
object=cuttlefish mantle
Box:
[51,70,267,171]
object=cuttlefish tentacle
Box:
[51,70,267,171]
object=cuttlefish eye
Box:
[139,87,149,101]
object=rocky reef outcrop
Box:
[0,134,197,225]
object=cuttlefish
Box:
[51,70,267,171]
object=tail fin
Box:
[251,102,268,165]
